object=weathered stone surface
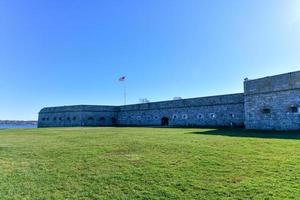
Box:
[38,94,245,128]
[117,93,244,127]
[38,105,119,127]
[244,71,300,130]
[38,71,300,130]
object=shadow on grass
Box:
[186,128,300,140]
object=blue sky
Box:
[0,0,299,120]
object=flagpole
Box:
[124,81,126,105]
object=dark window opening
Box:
[290,106,298,113]
[59,117,62,121]
[210,113,216,119]
[53,117,57,121]
[88,117,94,120]
[197,114,204,119]
[229,113,235,118]
[99,117,105,121]
[111,117,117,125]
[67,117,71,120]
[42,118,45,121]
[46,118,49,121]
[262,108,271,114]
[73,117,77,120]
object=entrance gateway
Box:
[161,117,169,126]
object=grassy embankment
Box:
[0,127,300,199]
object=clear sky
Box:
[0,0,299,120]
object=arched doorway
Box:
[111,117,117,126]
[161,117,169,126]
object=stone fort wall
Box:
[38,71,300,130]
[244,71,300,130]
[38,105,119,128]
[38,94,245,128]
[117,93,244,127]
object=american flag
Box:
[118,76,126,81]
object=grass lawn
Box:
[1,127,300,199]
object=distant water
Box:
[0,124,37,129]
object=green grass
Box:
[1,127,300,199]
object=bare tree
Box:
[139,98,150,103]
[173,97,182,100]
